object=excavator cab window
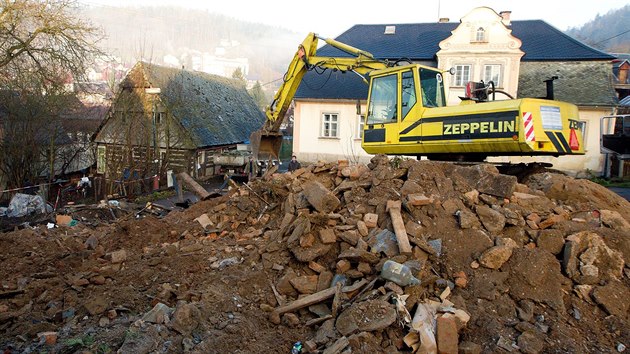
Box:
[401,70,417,121]
[420,68,445,108]
[367,73,398,124]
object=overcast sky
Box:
[82,0,629,36]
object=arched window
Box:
[475,27,486,42]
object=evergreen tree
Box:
[249,81,267,110]
[231,67,246,85]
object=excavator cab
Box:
[366,65,446,121]
[363,65,447,148]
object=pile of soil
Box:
[0,155,628,354]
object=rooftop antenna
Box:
[437,0,441,20]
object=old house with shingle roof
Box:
[292,7,617,175]
[93,62,264,192]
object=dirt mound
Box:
[0,156,628,354]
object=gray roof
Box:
[138,62,264,148]
[518,61,618,107]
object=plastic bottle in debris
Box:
[291,341,303,354]
[381,260,421,286]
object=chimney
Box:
[543,76,559,100]
[499,11,511,26]
[438,17,450,23]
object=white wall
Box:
[437,7,524,105]
[293,100,373,164]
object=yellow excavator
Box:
[251,33,585,162]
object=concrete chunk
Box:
[592,281,630,317]
[479,245,513,269]
[455,164,517,198]
[335,300,396,336]
[363,213,378,228]
[476,205,506,233]
[302,181,340,213]
[290,275,319,294]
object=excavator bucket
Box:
[250,129,283,161]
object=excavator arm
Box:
[251,33,391,160]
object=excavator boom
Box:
[251,33,390,161]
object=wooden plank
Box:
[273,279,367,315]
[177,172,210,200]
[331,282,343,318]
[305,315,333,327]
[387,200,413,254]
[322,337,349,354]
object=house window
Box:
[156,112,165,124]
[580,120,588,145]
[453,65,472,87]
[484,64,502,87]
[474,27,487,42]
[321,113,339,138]
[357,115,365,138]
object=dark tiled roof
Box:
[512,21,614,61]
[316,21,613,62]
[140,63,264,147]
[298,69,369,100]
[296,20,614,100]
[318,23,457,60]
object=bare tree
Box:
[0,0,103,191]
[0,0,103,86]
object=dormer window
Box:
[474,27,486,42]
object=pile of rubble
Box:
[0,155,628,353]
[236,156,629,353]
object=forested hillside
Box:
[566,5,630,53]
[81,5,301,84]
[82,4,630,85]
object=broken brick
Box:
[407,193,433,206]
[309,261,326,273]
[319,229,337,244]
[356,220,369,236]
[336,259,352,273]
[437,316,458,354]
